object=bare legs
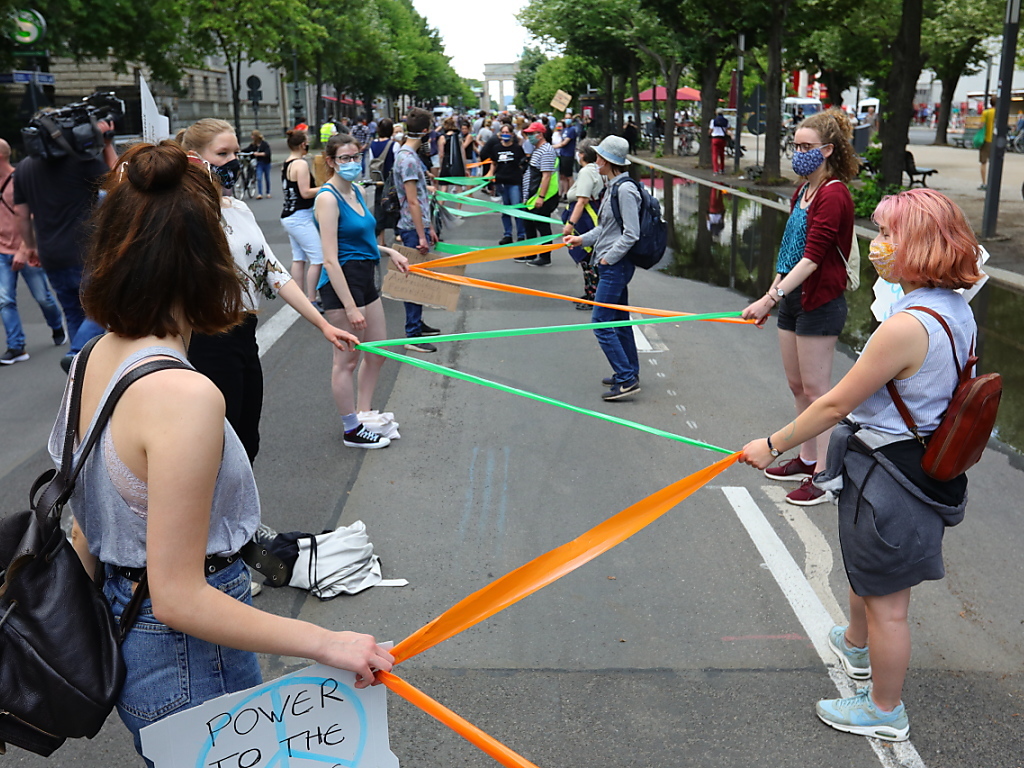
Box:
[845,587,912,711]
[289,260,322,303]
[777,330,839,472]
[325,299,387,417]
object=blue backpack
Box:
[609,176,668,269]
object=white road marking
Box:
[666,389,678,396]
[256,306,300,358]
[647,357,659,365]
[655,372,666,378]
[631,313,667,352]
[675,404,687,413]
[722,487,927,768]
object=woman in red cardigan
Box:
[742,108,859,505]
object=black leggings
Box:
[187,313,262,464]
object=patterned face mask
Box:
[791,147,825,176]
[869,241,899,283]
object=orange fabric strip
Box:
[419,242,564,269]
[379,672,542,768]
[465,160,493,169]
[392,453,739,664]
[408,265,751,322]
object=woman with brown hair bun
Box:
[59,141,393,765]
[741,108,859,506]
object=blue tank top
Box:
[776,195,808,275]
[315,183,379,264]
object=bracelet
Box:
[765,293,778,306]
[568,220,578,226]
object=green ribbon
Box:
[437,192,563,225]
[357,312,741,455]
[358,344,732,455]
[434,176,494,186]
[432,234,559,256]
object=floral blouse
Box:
[220,197,291,311]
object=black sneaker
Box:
[52,327,67,346]
[0,348,29,365]
[513,255,532,263]
[498,235,513,245]
[419,323,440,336]
[602,379,641,401]
[343,425,391,449]
[602,374,639,386]
[526,256,551,267]
[404,339,437,353]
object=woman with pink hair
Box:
[740,188,983,743]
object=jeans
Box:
[592,259,639,384]
[104,559,262,766]
[256,161,272,195]
[396,227,430,336]
[70,318,105,355]
[280,209,324,264]
[42,263,85,342]
[0,252,63,350]
[496,183,525,239]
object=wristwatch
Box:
[766,436,781,457]
[774,287,786,299]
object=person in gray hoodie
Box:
[740,189,983,744]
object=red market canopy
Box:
[626,86,701,103]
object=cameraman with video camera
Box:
[13,97,119,366]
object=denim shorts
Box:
[775,285,847,336]
[104,559,262,764]
[319,259,380,309]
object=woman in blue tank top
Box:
[66,142,394,764]
[314,134,410,449]
[739,189,984,744]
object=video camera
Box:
[21,91,124,160]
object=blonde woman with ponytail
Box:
[741,108,859,506]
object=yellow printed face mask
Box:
[869,241,899,283]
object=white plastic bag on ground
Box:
[289,520,407,599]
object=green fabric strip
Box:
[434,176,494,185]
[432,234,558,256]
[359,345,733,455]
[360,312,741,349]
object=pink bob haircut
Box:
[872,188,982,289]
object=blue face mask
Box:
[336,162,362,181]
[500,133,513,142]
[792,148,825,176]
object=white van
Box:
[783,97,824,122]
[432,106,454,122]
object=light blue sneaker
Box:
[816,688,910,741]
[828,625,872,680]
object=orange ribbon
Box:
[465,160,493,169]
[380,672,541,768]
[392,452,739,664]
[409,265,751,322]
[418,242,565,269]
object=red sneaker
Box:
[764,457,815,482]
[786,477,832,506]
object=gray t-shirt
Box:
[393,145,431,233]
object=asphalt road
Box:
[1,183,1021,767]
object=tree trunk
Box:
[664,62,681,156]
[698,57,722,168]
[934,74,958,145]
[630,57,642,127]
[228,57,242,138]
[878,0,924,187]
[615,73,626,135]
[603,69,614,138]
[363,91,373,123]
[763,1,790,180]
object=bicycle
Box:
[234,152,258,200]
[676,126,700,157]
[781,128,796,158]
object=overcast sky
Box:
[411,0,535,84]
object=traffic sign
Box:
[0,70,54,85]
[744,85,767,136]
[246,75,261,90]
[248,89,262,103]
[12,9,46,45]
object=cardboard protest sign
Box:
[139,664,397,768]
[140,75,171,144]
[549,89,572,112]
[381,244,465,312]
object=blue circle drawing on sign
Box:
[195,676,369,768]
[13,9,46,44]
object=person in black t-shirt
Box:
[479,123,525,244]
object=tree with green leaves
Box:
[514,47,548,108]
[527,55,599,115]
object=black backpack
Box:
[609,176,668,269]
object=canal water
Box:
[637,168,1024,454]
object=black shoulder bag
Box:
[0,337,189,756]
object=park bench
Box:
[904,151,937,188]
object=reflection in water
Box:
[646,170,1023,454]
